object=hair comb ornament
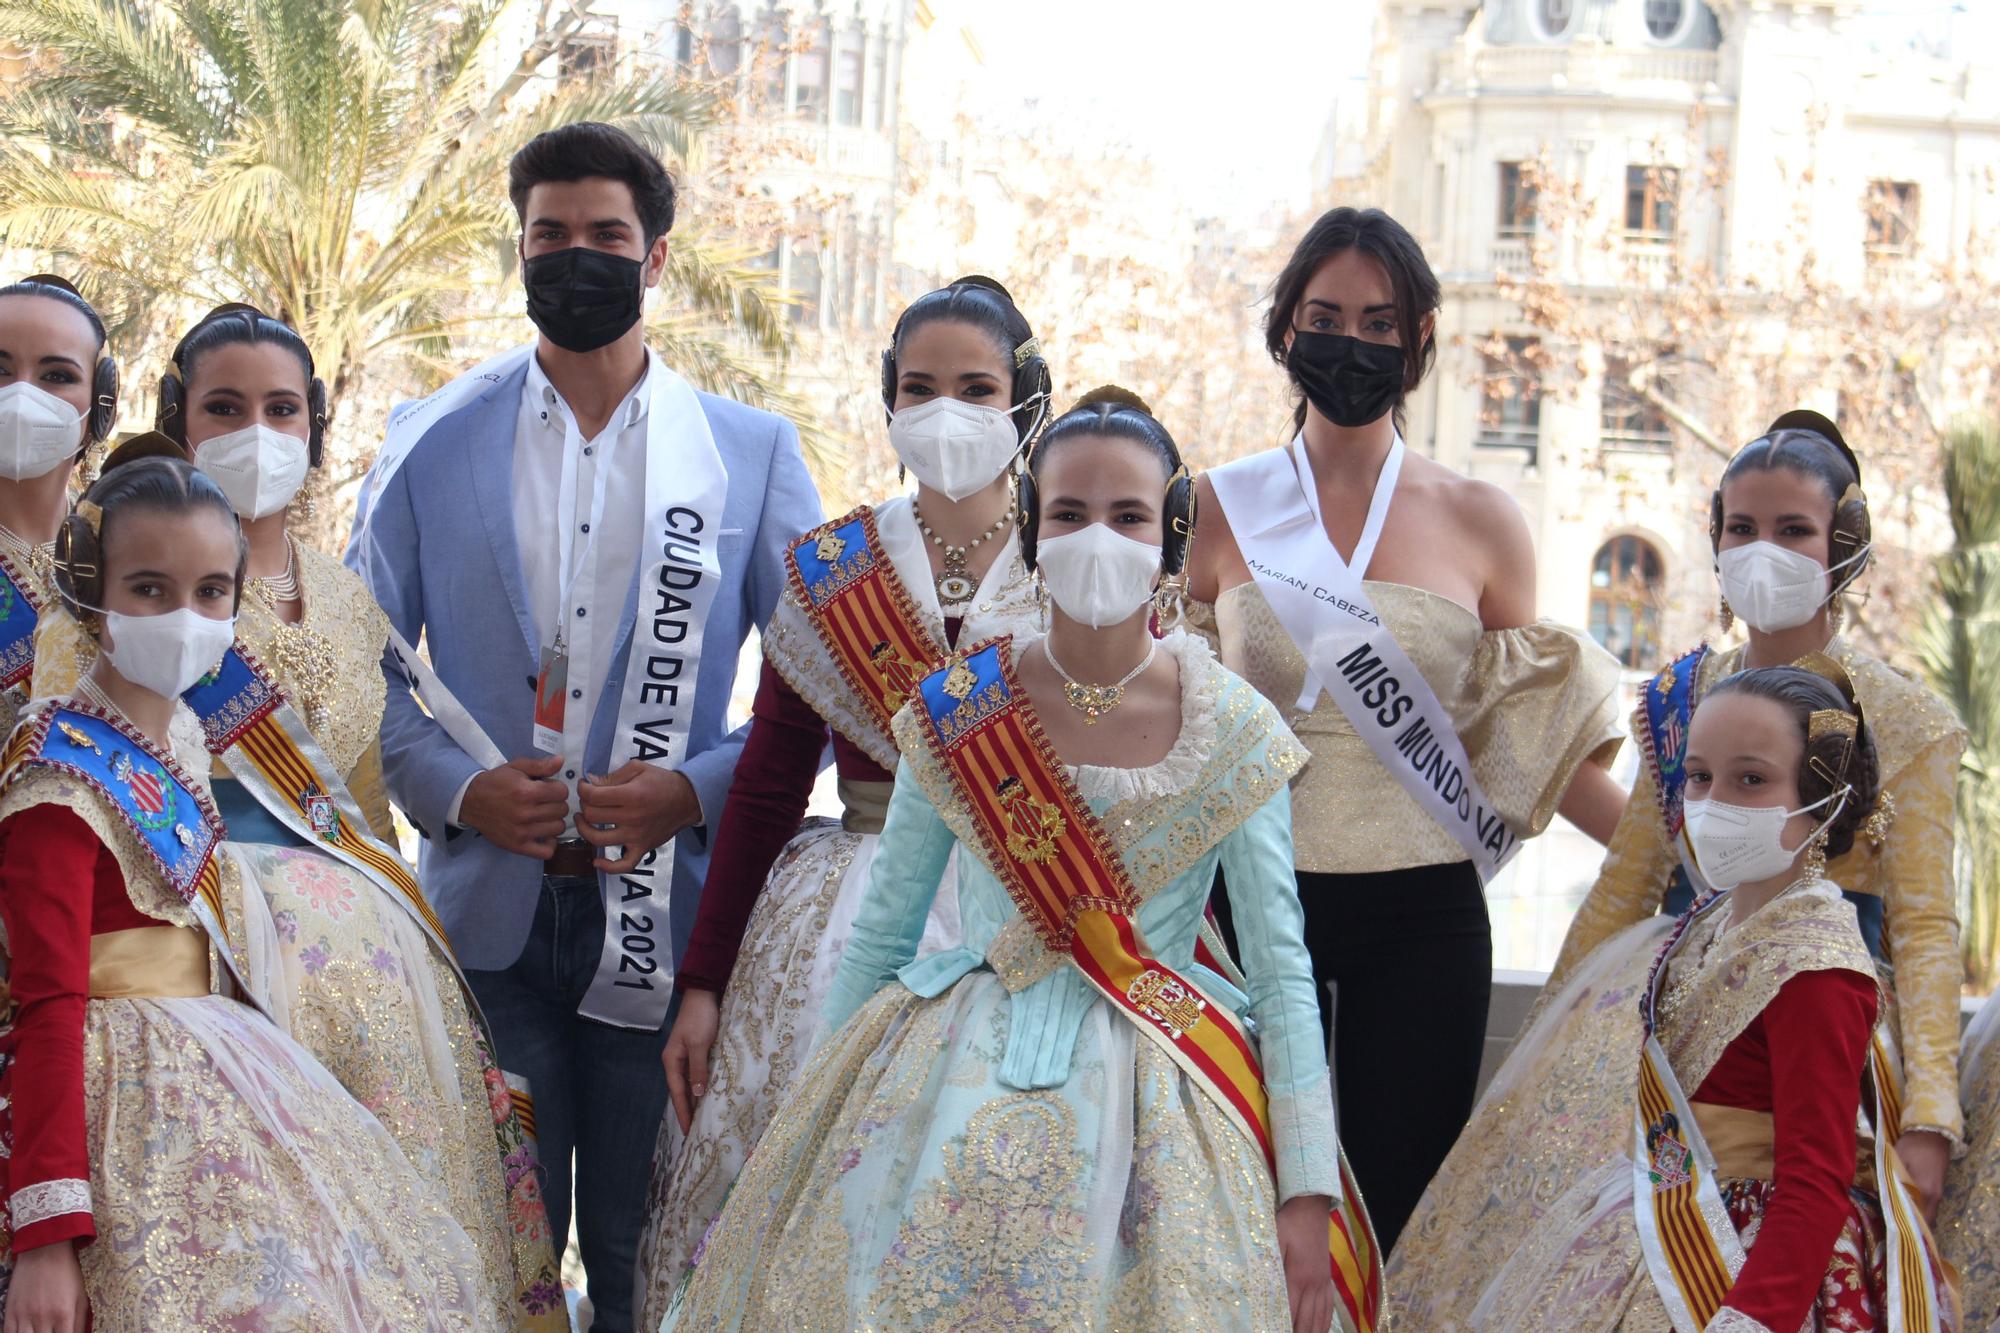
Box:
[1013,336,1042,369]
[74,499,103,534]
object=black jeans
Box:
[1213,860,1490,1254]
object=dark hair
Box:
[509,122,677,245]
[1019,386,1194,577]
[55,455,248,620]
[1,275,117,446]
[1265,207,1441,433]
[157,306,326,464]
[1710,409,1869,591]
[1703,664,1880,861]
[882,275,1050,443]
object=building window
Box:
[1534,0,1574,39]
[1624,164,1677,236]
[760,15,788,110]
[1600,355,1673,450]
[708,8,742,78]
[869,41,889,129]
[1642,0,1687,41]
[673,23,694,68]
[835,45,863,126]
[795,28,828,122]
[1588,536,1666,669]
[1478,336,1543,456]
[1865,180,1920,254]
[1497,162,1537,238]
[558,23,616,80]
[791,244,822,326]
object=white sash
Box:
[1207,436,1520,881]
[352,343,728,1030]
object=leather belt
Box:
[545,840,598,878]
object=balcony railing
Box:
[1434,43,1720,96]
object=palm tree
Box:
[0,0,830,512]
[1919,416,2000,987]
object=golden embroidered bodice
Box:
[1551,635,1968,1140]
[1200,580,1623,874]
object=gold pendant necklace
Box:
[1041,635,1156,725]
[913,499,1015,607]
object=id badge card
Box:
[533,640,569,754]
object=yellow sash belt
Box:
[838,778,893,836]
[88,925,209,998]
[1688,1102,1775,1181]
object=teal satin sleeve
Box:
[1219,782,1340,1203]
[821,759,959,1034]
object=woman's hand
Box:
[1276,1193,1335,1333]
[663,987,721,1135]
[4,1239,88,1333]
[1895,1128,1951,1223]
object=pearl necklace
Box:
[912,499,1014,607]
[251,533,302,605]
[1041,635,1156,725]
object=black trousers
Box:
[1213,860,1490,1254]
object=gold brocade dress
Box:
[0,698,489,1331]
[1196,581,1625,875]
[1545,638,1966,1142]
[31,542,564,1330]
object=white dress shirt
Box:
[447,351,654,828]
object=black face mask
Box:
[523,246,645,353]
[1286,331,1405,429]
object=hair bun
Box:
[1764,408,1861,486]
[99,430,190,475]
[946,274,1016,302]
[19,273,85,297]
[1071,384,1154,416]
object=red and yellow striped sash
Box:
[786,507,947,745]
[911,637,1383,1332]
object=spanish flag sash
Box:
[182,643,455,961]
[908,638,1383,1333]
[786,505,945,745]
[1633,892,1951,1332]
[0,545,45,691]
[0,700,248,994]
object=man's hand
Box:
[1277,1194,1335,1333]
[459,754,569,858]
[5,1239,88,1333]
[577,763,702,874]
[1896,1128,1951,1224]
[664,986,721,1135]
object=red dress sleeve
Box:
[677,661,892,994]
[1703,967,1877,1330]
[1,805,122,1253]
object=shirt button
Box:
[584,446,594,456]
[581,523,590,534]
[540,410,548,421]
[571,688,582,699]
[565,769,576,779]
[576,607,587,618]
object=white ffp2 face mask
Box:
[193,423,311,521]
[1715,540,1868,633]
[1683,785,1848,891]
[888,396,1024,501]
[1035,522,1161,628]
[98,606,238,701]
[0,381,87,481]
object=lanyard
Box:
[1289,431,1404,582]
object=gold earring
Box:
[1802,830,1830,882]
[1035,573,1049,633]
[1717,595,1734,633]
[1827,595,1844,633]
[1153,576,1187,633]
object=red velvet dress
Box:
[1695,967,1902,1331]
[0,806,154,1253]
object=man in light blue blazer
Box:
[345,123,820,1333]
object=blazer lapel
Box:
[459,375,541,666]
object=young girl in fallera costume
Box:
[633,276,1050,1325]
[1421,666,1955,1333]
[30,307,564,1329]
[1185,205,1627,1250]
[1390,414,1966,1326]
[660,390,1374,1333]
[0,456,487,1331]
[0,277,116,734]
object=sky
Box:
[971,0,1999,229]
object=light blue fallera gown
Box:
[662,633,1340,1333]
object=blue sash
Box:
[1639,645,1708,840]
[0,552,42,692]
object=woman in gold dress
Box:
[0,454,487,1331]
[1390,413,1966,1324]
[0,276,116,733]
[1185,205,1627,1249]
[32,307,564,1329]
